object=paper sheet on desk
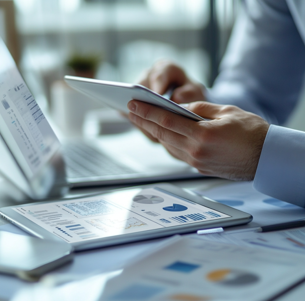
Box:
[194,181,305,226]
[194,227,305,254]
[12,236,305,301]
[96,236,305,301]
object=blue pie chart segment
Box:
[163,204,188,212]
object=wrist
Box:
[249,122,269,180]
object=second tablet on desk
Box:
[0,184,252,251]
[0,232,73,281]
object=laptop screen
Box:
[0,39,60,180]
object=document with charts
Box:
[12,236,305,301]
[99,236,305,301]
[13,187,230,243]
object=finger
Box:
[124,103,159,142]
[137,67,167,94]
[128,112,190,151]
[129,118,160,143]
[130,111,208,171]
[140,128,160,143]
[121,111,157,142]
[149,61,187,94]
[128,100,198,138]
[172,83,205,104]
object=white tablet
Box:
[0,184,252,251]
[64,76,206,122]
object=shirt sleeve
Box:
[206,0,305,125]
[253,125,305,207]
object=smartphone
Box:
[64,76,206,122]
[0,231,73,281]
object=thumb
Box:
[187,101,224,119]
[172,83,205,104]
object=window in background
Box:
[12,0,239,136]
[9,1,305,135]
[14,0,239,83]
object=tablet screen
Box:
[13,187,230,243]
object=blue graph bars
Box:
[170,213,207,223]
[69,227,86,231]
[170,212,221,223]
[65,224,97,239]
[160,218,171,223]
[171,216,188,223]
[66,224,81,228]
[186,213,207,221]
[206,211,221,218]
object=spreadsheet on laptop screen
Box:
[0,39,59,179]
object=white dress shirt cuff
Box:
[253,124,305,207]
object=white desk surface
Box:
[0,177,304,301]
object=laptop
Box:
[0,38,203,200]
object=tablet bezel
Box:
[0,183,252,251]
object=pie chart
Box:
[163,203,188,212]
[206,269,259,286]
[133,194,164,204]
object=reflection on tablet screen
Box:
[13,187,230,243]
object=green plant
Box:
[66,54,101,75]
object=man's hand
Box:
[132,60,206,142]
[139,60,205,104]
[128,100,269,181]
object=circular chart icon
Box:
[206,269,259,286]
[133,194,164,204]
[163,204,188,212]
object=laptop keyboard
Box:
[62,142,136,179]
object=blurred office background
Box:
[0,0,304,135]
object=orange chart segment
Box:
[169,294,210,301]
[207,269,231,282]
[206,269,260,286]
